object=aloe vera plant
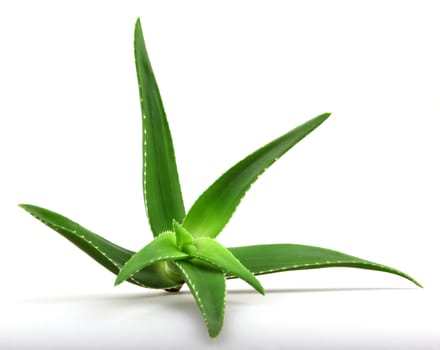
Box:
[20,18,421,338]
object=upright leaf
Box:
[173,220,194,251]
[183,113,330,238]
[174,261,226,338]
[19,204,182,289]
[228,244,421,287]
[135,18,185,236]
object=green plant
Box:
[19,18,421,338]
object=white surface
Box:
[1,1,440,349]
[2,288,439,349]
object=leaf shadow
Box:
[23,286,417,305]
[19,286,419,340]
[230,286,418,294]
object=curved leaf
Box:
[228,244,422,287]
[135,18,185,236]
[192,238,264,295]
[19,204,181,289]
[174,261,226,338]
[183,113,330,238]
[115,232,188,286]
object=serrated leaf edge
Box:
[229,258,421,287]
[189,246,264,294]
[183,113,331,239]
[116,232,189,285]
[24,209,152,288]
[174,262,226,337]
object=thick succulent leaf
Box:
[19,204,181,289]
[115,232,188,286]
[191,238,264,295]
[183,113,331,238]
[228,244,422,287]
[173,220,194,251]
[135,18,185,236]
[174,260,226,338]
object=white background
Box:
[1,1,439,349]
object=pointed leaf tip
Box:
[18,203,32,211]
[184,112,332,239]
[135,15,185,236]
[228,244,421,288]
[191,238,265,295]
[114,276,123,287]
[20,204,183,289]
[174,261,226,337]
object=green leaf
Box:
[191,238,264,295]
[19,204,181,289]
[173,220,194,252]
[135,18,185,236]
[183,113,331,238]
[228,244,422,287]
[115,231,188,286]
[174,261,226,338]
